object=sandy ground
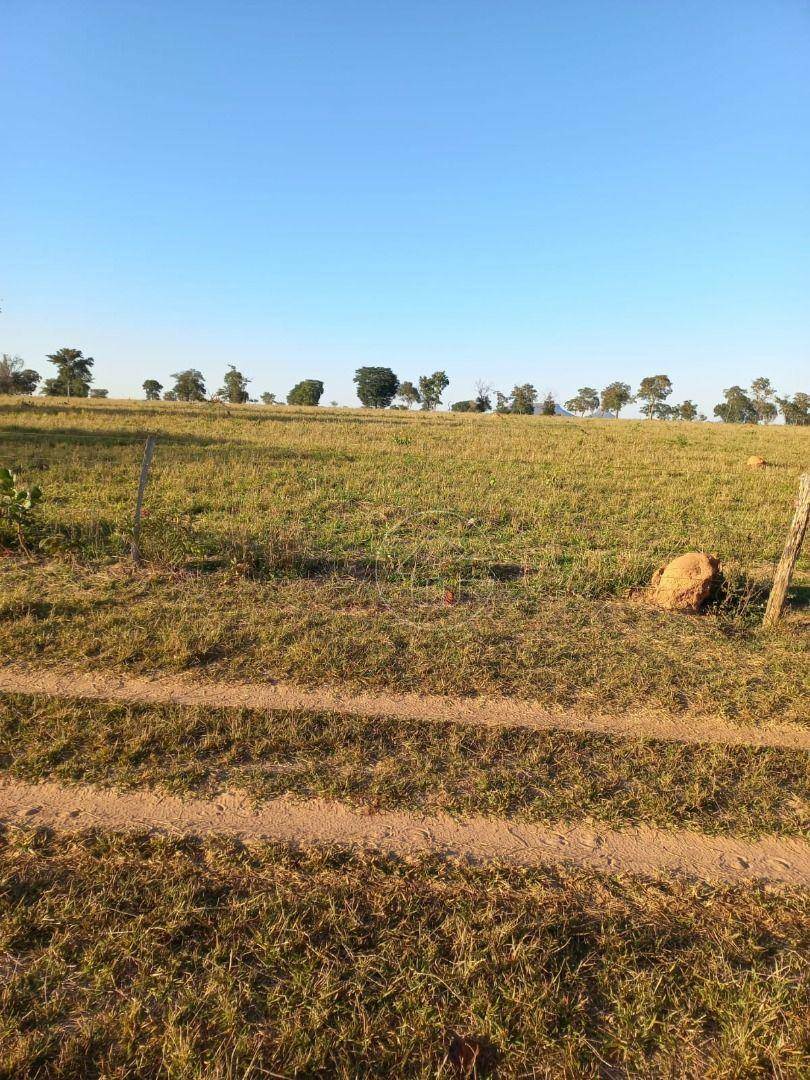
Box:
[1,663,808,749]
[1,775,808,886]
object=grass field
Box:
[1,397,808,721]
[2,830,808,1078]
[1,397,809,1075]
[2,398,808,594]
[1,694,808,837]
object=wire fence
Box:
[2,428,808,622]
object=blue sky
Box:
[3,0,808,412]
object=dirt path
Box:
[1,663,809,750]
[1,775,808,885]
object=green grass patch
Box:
[2,693,808,837]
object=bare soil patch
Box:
[2,775,808,885]
[1,663,808,750]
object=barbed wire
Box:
[0,430,152,443]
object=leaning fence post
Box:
[131,434,156,566]
[763,472,810,628]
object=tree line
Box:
[1,350,808,424]
[0,348,109,398]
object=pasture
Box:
[0,397,807,720]
[1,397,808,1076]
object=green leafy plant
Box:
[0,468,43,553]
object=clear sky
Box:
[3,0,809,413]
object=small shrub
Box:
[0,468,43,553]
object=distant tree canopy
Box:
[637,375,673,419]
[508,384,537,414]
[418,371,449,411]
[43,347,94,397]
[474,381,492,412]
[354,367,399,408]
[169,369,207,402]
[675,399,699,421]
[713,385,758,424]
[287,379,324,406]
[142,379,163,400]
[220,365,250,404]
[396,380,421,409]
[776,392,810,426]
[31,352,797,426]
[450,382,491,413]
[0,355,41,396]
[564,387,599,416]
[600,381,633,418]
[750,377,777,424]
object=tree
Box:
[170,369,206,401]
[287,379,324,406]
[452,383,491,413]
[89,388,109,398]
[354,367,399,408]
[0,355,40,395]
[637,375,673,419]
[750,377,777,424]
[163,389,178,401]
[713,385,758,424]
[142,379,163,400]
[43,347,94,397]
[540,393,557,416]
[776,392,810,426]
[396,380,421,409]
[418,371,449,411]
[14,368,40,395]
[260,392,277,405]
[676,399,698,421]
[474,381,492,412]
[494,391,511,414]
[564,387,599,416]
[220,365,250,404]
[509,384,537,414]
[600,381,633,418]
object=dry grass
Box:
[1,693,808,837]
[1,828,808,1078]
[1,398,808,598]
[1,397,808,720]
[1,399,809,1076]
[0,559,807,723]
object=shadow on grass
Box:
[0,402,431,428]
[0,425,356,462]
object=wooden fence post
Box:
[763,472,810,628]
[131,435,156,566]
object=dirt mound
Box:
[650,552,720,613]
[746,456,767,469]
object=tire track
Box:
[0,663,808,750]
[1,775,808,885]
